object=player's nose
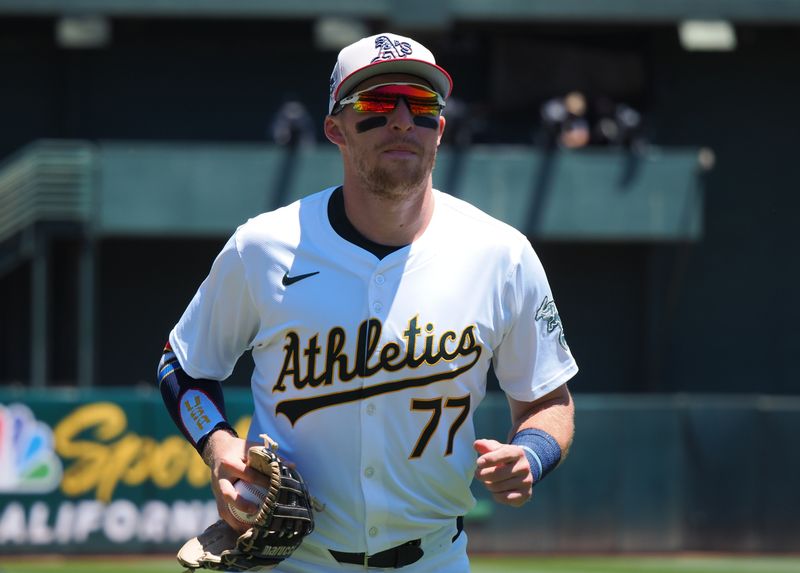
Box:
[387,98,415,131]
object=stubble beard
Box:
[355,145,437,201]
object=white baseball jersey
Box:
[169,186,578,561]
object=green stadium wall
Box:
[1,389,798,554]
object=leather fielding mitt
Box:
[177,434,315,572]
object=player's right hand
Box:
[203,431,264,532]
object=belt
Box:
[329,517,464,569]
[330,539,423,568]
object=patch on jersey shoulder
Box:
[535,296,569,351]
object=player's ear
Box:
[436,115,446,146]
[324,116,346,146]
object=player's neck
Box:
[341,179,435,247]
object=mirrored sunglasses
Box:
[333,83,446,117]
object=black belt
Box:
[329,517,464,569]
[330,539,423,568]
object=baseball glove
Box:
[177,434,314,572]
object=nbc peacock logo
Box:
[0,403,63,493]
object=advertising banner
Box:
[0,388,254,554]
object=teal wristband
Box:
[511,429,562,482]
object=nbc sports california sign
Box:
[0,390,253,553]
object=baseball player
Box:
[158,32,578,572]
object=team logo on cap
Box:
[372,35,413,62]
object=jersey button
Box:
[369,527,378,537]
[364,467,375,478]
[375,274,385,285]
[366,403,376,415]
[373,302,383,313]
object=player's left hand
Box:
[473,439,533,507]
[177,434,315,571]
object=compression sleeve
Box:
[157,342,237,454]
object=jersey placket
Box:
[358,263,392,554]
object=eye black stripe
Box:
[356,116,388,133]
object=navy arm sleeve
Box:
[157,342,237,454]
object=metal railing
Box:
[0,140,95,243]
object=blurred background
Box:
[0,0,798,560]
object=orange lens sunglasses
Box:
[333,83,446,116]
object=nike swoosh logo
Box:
[282,271,320,286]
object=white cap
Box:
[328,33,453,114]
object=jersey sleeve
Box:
[169,232,259,381]
[492,239,578,401]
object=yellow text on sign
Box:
[53,402,250,502]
